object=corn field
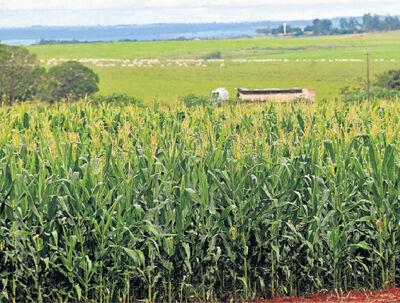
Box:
[1,99,400,302]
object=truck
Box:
[209,87,315,104]
[209,88,229,104]
[236,87,315,102]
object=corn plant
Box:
[1,99,400,302]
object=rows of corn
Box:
[1,99,400,302]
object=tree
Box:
[363,13,381,31]
[272,25,285,34]
[304,25,313,32]
[339,18,349,30]
[312,18,321,33]
[44,61,99,102]
[0,44,45,104]
[255,28,271,35]
[312,19,332,35]
[375,69,400,91]
[382,16,400,31]
[348,18,359,31]
[321,19,333,33]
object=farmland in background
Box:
[27,31,400,105]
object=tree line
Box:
[256,14,400,36]
[35,38,106,45]
[0,44,99,105]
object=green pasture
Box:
[27,31,400,105]
[28,31,400,60]
[91,61,400,104]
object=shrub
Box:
[375,69,400,91]
[340,85,400,102]
[179,93,209,107]
[91,93,143,107]
[200,51,222,60]
[43,61,99,102]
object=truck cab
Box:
[210,88,229,104]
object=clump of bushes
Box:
[200,51,222,60]
[179,94,209,107]
[42,61,99,103]
[0,44,100,104]
[375,69,400,91]
[340,86,400,102]
[91,93,143,107]
[340,69,400,102]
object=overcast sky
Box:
[1,0,400,27]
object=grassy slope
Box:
[28,31,400,60]
[27,31,400,104]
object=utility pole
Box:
[366,51,370,103]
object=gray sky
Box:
[1,0,400,27]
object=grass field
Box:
[27,31,400,105]
[28,31,400,60]
[91,62,398,105]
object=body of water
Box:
[0,21,311,46]
[1,39,38,46]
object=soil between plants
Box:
[252,287,400,303]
